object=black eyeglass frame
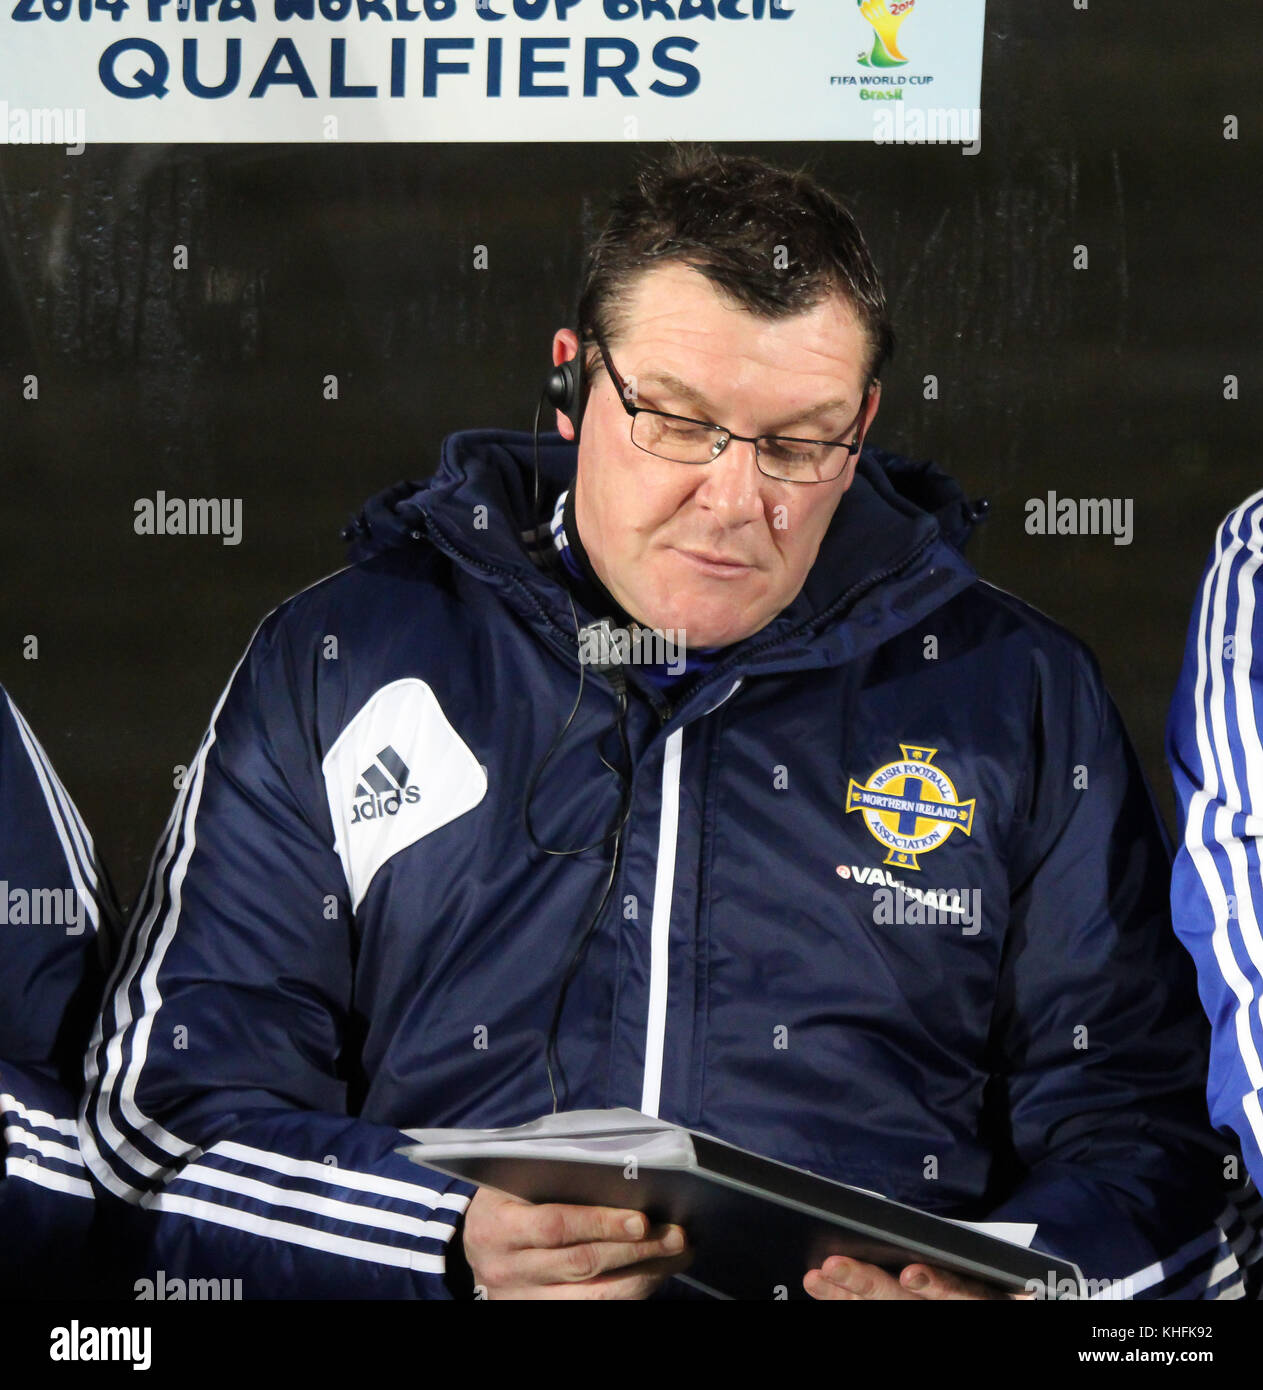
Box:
[590,330,874,484]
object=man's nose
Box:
[693,438,766,526]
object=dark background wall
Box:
[1,0,1259,911]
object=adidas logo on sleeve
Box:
[351,745,420,822]
[322,679,488,910]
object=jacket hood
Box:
[863,445,989,553]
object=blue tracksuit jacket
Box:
[1,687,116,1293]
[82,430,1257,1299]
[1169,488,1263,1198]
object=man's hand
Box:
[805,1256,1027,1301]
[462,1184,692,1300]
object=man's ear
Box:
[551,328,581,442]
[856,379,882,450]
[836,381,882,498]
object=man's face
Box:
[554,261,881,650]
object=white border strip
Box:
[641,728,683,1119]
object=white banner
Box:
[0,0,985,144]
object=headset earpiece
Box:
[544,340,586,439]
[543,362,575,412]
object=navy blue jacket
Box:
[83,430,1254,1299]
[0,687,116,1294]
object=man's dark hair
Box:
[576,145,895,385]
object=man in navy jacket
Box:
[83,147,1253,1300]
[1,687,116,1294]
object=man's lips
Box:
[670,547,757,578]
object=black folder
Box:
[400,1112,1084,1301]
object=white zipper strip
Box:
[640,727,683,1118]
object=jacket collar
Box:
[342,428,982,679]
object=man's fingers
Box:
[465,1190,692,1299]
[488,1222,688,1286]
[519,1249,695,1301]
[804,1255,1008,1301]
[805,1256,921,1300]
[572,1248,696,1297]
[899,1264,1005,1301]
[493,1195,654,1251]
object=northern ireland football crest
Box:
[845,744,975,870]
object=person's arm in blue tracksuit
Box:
[79,616,475,1299]
[1169,490,1263,1210]
[0,688,117,1292]
[982,639,1255,1299]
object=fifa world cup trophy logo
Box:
[858,0,916,68]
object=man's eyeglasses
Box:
[592,332,870,484]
